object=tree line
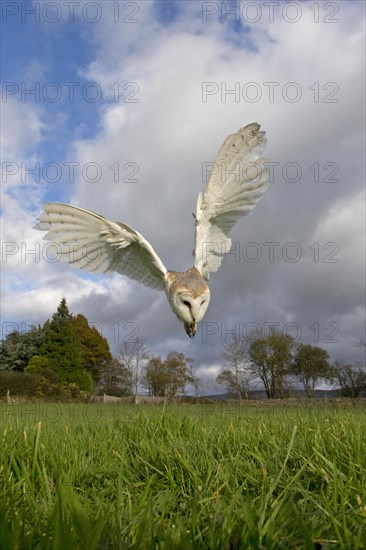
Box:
[0,298,365,399]
[216,332,366,399]
[0,298,195,399]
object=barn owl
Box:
[35,123,269,338]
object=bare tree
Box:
[188,363,201,397]
[216,336,251,399]
[118,335,150,396]
[98,358,132,396]
[330,361,366,398]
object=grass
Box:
[0,401,365,549]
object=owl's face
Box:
[171,289,210,338]
[166,267,211,338]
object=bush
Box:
[66,370,94,392]
[24,355,51,373]
[0,370,91,401]
[0,371,40,397]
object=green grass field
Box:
[1,401,365,549]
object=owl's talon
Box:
[184,322,197,338]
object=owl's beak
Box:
[184,322,197,338]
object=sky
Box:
[1,0,365,393]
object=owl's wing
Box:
[34,202,167,291]
[194,123,269,280]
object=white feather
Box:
[34,203,167,290]
[194,123,269,280]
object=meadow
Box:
[0,401,365,549]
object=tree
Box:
[71,314,112,382]
[118,336,149,396]
[142,352,194,397]
[293,344,330,397]
[216,370,245,398]
[0,299,115,396]
[40,298,93,391]
[248,330,294,399]
[0,325,43,371]
[143,356,168,396]
[164,352,194,397]
[98,358,133,396]
[188,363,202,397]
[217,337,250,399]
[0,330,28,371]
[330,361,366,398]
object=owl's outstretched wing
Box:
[194,123,269,280]
[34,203,167,290]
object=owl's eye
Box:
[183,300,190,307]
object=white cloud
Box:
[1,96,45,160]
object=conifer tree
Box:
[40,298,93,391]
[0,325,43,371]
[71,314,112,382]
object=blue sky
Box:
[1,1,253,203]
[2,3,100,166]
[1,1,365,391]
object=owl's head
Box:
[175,289,210,337]
[166,267,211,338]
